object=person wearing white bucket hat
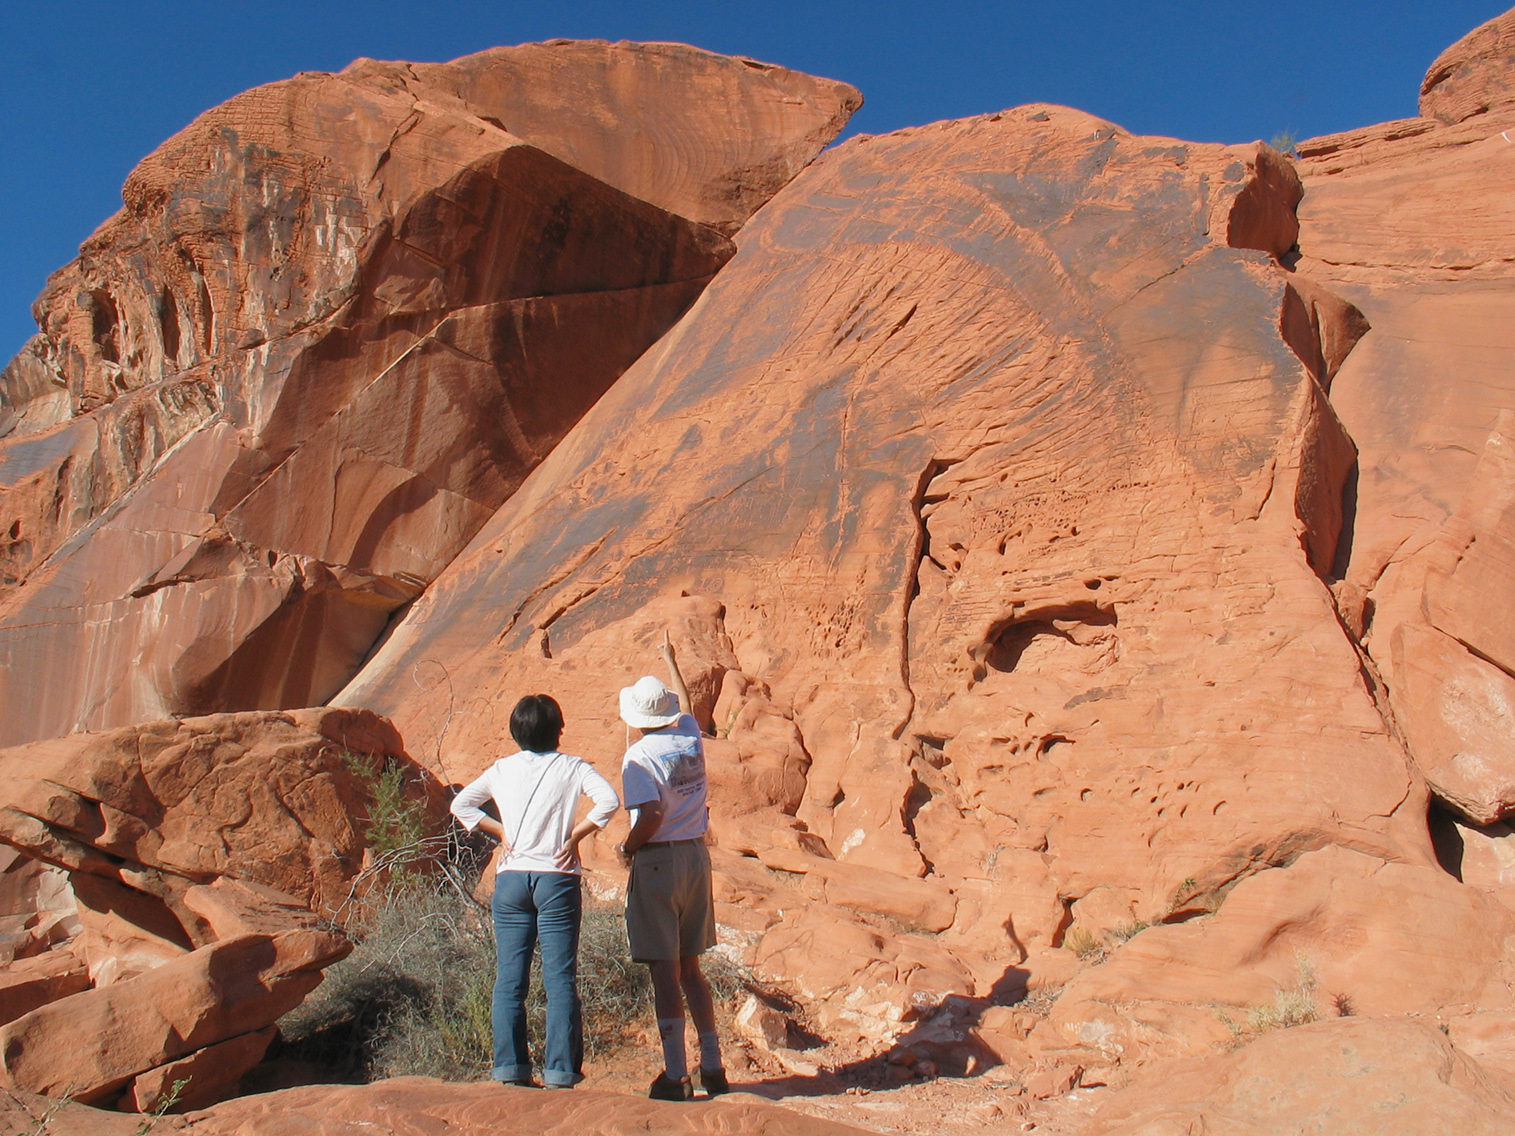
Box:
[615,632,728,1101]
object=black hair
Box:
[510,694,564,753]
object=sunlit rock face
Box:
[4,8,1515,1117]
[332,94,1474,1049]
[0,42,859,746]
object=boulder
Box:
[1043,845,1515,1060]
[1081,1018,1515,1135]
[0,43,858,748]
[1393,622,1515,825]
[0,849,78,965]
[0,708,444,953]
[0,929,348,1104]
[734,993,791,1050]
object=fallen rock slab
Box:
[128,1026,277,1114]
[0,930,348,1104]
[0,950,89,1028]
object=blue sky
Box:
[0,1,1506,363]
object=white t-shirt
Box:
[450,751,619,875]
[621,713,709,842]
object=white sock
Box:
[657,1017,688,1079]
[698,1029,723,1072]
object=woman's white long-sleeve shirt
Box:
[450,751,619,876]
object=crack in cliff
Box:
[368,109,425,187]
[894,457,962,741]
[496,531,612,643]
[1096,242,1208,319]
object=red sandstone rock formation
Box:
[322,7,1515,1078]
[1,9,1514,1128]
[334,97,1411,1048]
[1291,9,1515,867]
[0,44,859,748]
[0,930,346,1104]
[1080,1018,1515,1135]
[0,1079,876,1134]
[0,707,435,1110]
[1421,5,1515,124]
[0,708,440,955]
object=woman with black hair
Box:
[450,694,619,1088]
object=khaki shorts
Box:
[625,839,716,961]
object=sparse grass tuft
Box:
[1016,985,1063,1016]
[1104,920,1149,946]
[1246,954,1319,1032]
[1167,877,1199,916]
[1063,926,1102,959]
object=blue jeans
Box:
[491,871,584,1086]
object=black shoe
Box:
[501,1077,536,1088]
[649,1072,693,1101]
[699,1067,730,1096]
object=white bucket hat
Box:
[619,675,681,729]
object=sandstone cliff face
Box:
[2,12,1515,1129]
[1291,11,1515,859]
[0,44,859,747]
[327,11,1515,1073]
[332,100,1439,1052]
